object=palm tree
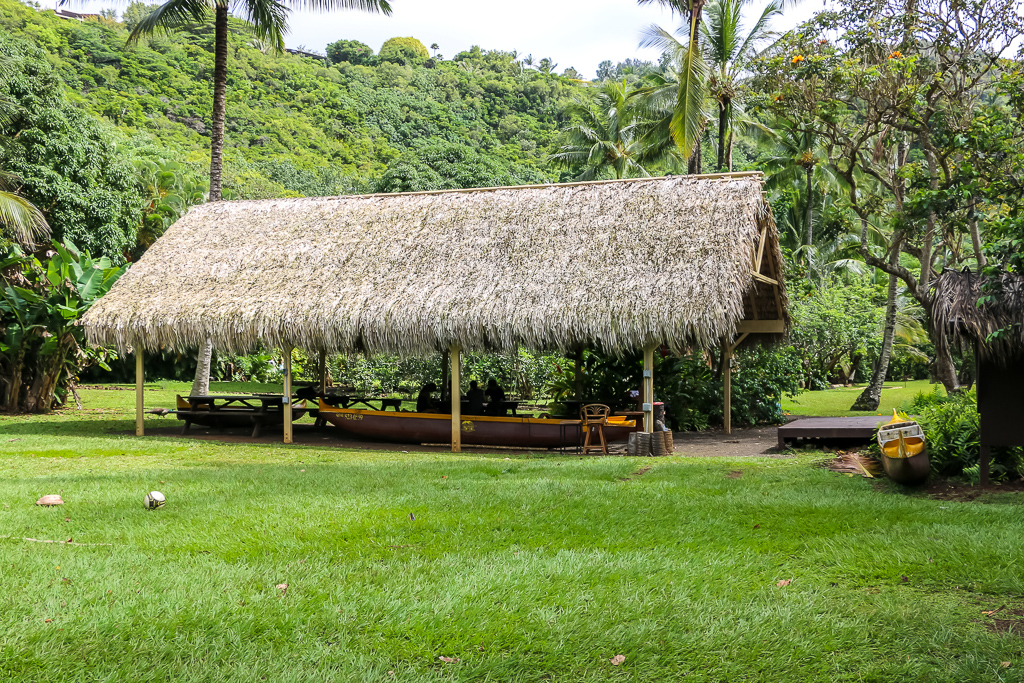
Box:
[641,0,782,171]
[121,0,392,202]
[760,119,832,247]
[112,0,392,396]
[0,87,49,247]
[550,79,651,180]
[701,0,782,171]
[637,0,709,160]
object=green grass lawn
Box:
[782,379,947,418]
[1,384,1021,682]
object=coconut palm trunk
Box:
[190,4,228,393]
[717,98,729,171]
[191,337,214,397]
[208,4,228,201]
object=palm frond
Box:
[283,0,391,13]
[0,189,50,246]
[670,36,709,159]
[233,0,288,50]
[128,0,212,42]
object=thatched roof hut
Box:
[932,269,1024,363]
[932,268,1024,459]
[84,173,787,356]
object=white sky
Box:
[43,0,822,78]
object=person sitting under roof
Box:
[484,379,507,416]
[465,380,485,415]
[416,382,440,413]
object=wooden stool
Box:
[581,404,611,455]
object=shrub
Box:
[915,389,1024,479]
[660,345,803,431]
[378,37,429,66]
[901,386,946,414]
[325,39,374,66]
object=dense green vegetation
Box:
[3,387,1024,681]
[1,0,583,221]
[2,0,1023,426]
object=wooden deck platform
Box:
[777,416,885,449]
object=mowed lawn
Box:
[1,385,1022,682]
[782,379,946,417]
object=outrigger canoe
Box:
[877,410,930,485]
[318,400,637,448]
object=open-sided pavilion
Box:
[83,172,789,449]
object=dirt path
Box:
[671,424,788,458]
[138,420,788,458]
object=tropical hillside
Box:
[1,0,619,258]
[2,0,1023,444]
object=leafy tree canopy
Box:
[326,38,374,65]
[0,37,141,261]
[375,141,549,193]
[378,36,429,66]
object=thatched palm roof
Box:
[933,269,1024,363]
[84,173,788,356]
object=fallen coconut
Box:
[35,495,64,506]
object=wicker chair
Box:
[580,403,611,455]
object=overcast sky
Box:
[43,0,823,79]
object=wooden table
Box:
[323,395,403,411]
[179,394,306,438]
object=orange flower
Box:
[791,55,805,64]
[889,50,903,59]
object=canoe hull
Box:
[876,413,930,485]
[881,451,930,485]
[319,405,636,448]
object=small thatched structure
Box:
[932,269,1024,464]
[933,269,1024,363]
[84,173,787,356]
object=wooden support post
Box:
[318,350,327,395]
[283,346,293,444]
[135,341,144,437]
[643,345,655,433]
[980,444,991,486]
[450,345,461,453]
[723,342,733,436]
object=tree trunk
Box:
[23,341,68,413]
[688,134,702,175]
[191,338,214,397]
[5,352,24,412]
[805,165,814,247]
[968,196,986,269]
[920,146,938,291]
[726,124,733,172]
[186,6,227,396]
[930,320,961,393]
[717,98,728,172]
[852,244,900,411]
[208,5,228,202]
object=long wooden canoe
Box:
[318,400,637,448]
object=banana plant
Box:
[0,241,127,412]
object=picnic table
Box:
[322,395,404,411]
[177,394,308,438]
[457,399,522,416]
